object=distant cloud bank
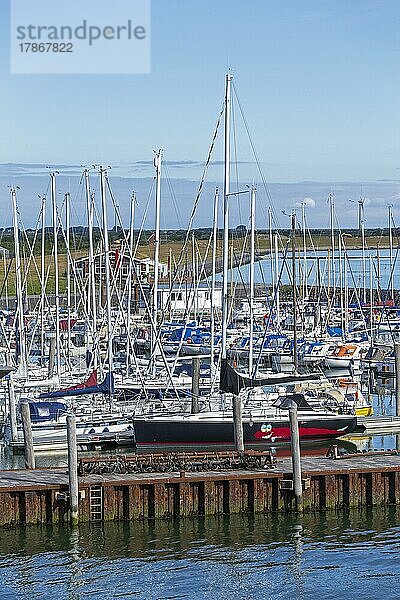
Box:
[0,163,398,230]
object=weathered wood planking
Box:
[1,454,400,525]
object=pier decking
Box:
[2,453,400,526]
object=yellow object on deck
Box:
[355,406,374,417]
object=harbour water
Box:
[0,510,399,599]
[0,378,398,599]
[217,249,400,292]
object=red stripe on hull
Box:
[254,426,349,442]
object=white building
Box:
[159,285,222,314]
[134,257,168,279]
[75,251,168,282]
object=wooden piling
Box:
[289,403,302,510]
[191,357,200,414]
[233,394,244,453]
[66,414,79,525]
[20,402,35,470]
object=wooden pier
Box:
[2,452,400,526]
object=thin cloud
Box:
[295,197,316,208]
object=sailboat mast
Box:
[369,254,374,344]
[84,170,97,358]
[328,193,335,307]
[291,210,298,372]
[268,206,275,292]
[151,150,162,376]
[360,198,366,304]
[344,247,349,337]
[389,204,394,300]
[50,172,61,374]
[221,72,232,361]
[3,254,8,315]
[338,231,344,338]
[210,188,219,370]
[10,187,27,375]
[192,231,197,322]
[126,191,136,376]
[274,233,280,330]
[302,201,307,302]
[99,166,113,374]
[248,185,256,376]
[65,191,71,370]
[40,195,46,360]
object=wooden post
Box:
[191,357,200,414]
[395,342,400,417]
[7,373,18,442]
[233,394,244,453]
[67,414,79,525]
[20,401,35,469]
[288,401,302,510]
[48,334,56,378]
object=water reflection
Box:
[0,510,399,559]
[0,510,400,599]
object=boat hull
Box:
[324,357,354,368]
[133,414,358,449]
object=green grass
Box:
[0,233,391,297]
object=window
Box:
[37,407,50,417]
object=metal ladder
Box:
[89,486,103,522]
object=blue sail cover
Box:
[327,326,342,337]
[28,401,67,423]
[39,373,114,399]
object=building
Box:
[158,284,222,314]
[74,251,168,283]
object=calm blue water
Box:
[0,389,400,598]
[0,511,399,599]
[217,249,399,292]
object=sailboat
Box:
[131,73,360,449]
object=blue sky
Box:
[0,0,399,228]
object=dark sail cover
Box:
[219,359,320,395]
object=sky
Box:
[0,0,399,229]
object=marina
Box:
[0,70,399,527]
[1,0,399,597]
